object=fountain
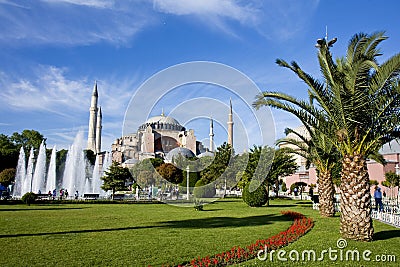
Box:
[91,155,101,193]
[46,145,57,193]
[13,147,26,197]
[22,148,35,195]
[62,131,87,198]
[13,131,110,199]
[31,141,47,194]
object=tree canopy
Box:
[101,161,132,198]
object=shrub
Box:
[193,179,216,198]
[21,192,36,205]
[193,199,204,211]
[242,182,268,207]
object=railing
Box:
[312,197,400,228]
[371,210,400,228]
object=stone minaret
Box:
[96,106,102,154]
[227,99,234,147]
[87,82,98,153]
[209,117,214,152]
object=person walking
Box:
[374,186,384,212]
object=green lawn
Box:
[0,199,399,266]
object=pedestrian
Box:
[75,191,79,200]
[309,187,314,199]
[59,189,64,200]
[52,189,56,200]
[65,189,69,199]
[294,187,298,196]
[374,186,384,212]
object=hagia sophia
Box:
[86,83,234,167]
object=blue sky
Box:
[0,0,399,153]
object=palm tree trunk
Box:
[340,153,373,241]
[318,170,335,217]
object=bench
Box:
[83,193,100,200]
[112,194,125,200]
[35,193,52,200]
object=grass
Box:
[0,199,399,266]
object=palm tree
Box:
[253,88,339,217]
[255,32,400,241]
[276,126,339,217]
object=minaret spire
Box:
[209,117,214,152]
[96,106,102,154]
[87,81,98,153]
[227,98,234,147]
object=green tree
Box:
[131,158,164,187]
[0,168,16,187]
[369,180,379,186]
[0,130,46,172]
[101,161,131,199]
[255,32,400,241]
[382,171,400,198]
[200,143,233,184]
[10,129,45,153]
[156,163,183,184]
[0,134,18,172]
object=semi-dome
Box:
[123,158,139,164]
[139,114,184,131]
[198,151,215,158]
[165,147,195,162]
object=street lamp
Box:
[186,165,190,200]
[396,164,399,202]
[315,26,337,49]
[224,177,227,197]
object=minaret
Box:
[87,81,98,153]
[96,106,102,154]
[209,117,214,152]
[227,99,234,147]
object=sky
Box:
[0,0,399,153]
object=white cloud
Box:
[153,0,258,24]
[153,0,319,41]
[42,0,115,8]
[0,66,89,116]
[0,0,155,46]
[153,0,259,37]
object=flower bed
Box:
[158,211,313,267]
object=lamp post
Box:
[186,165,190,201]
[396,164,399,202]
[224,177,227,197]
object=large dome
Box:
[144,115,181,126]
[139,114,184,131]
[165,147,195,162]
